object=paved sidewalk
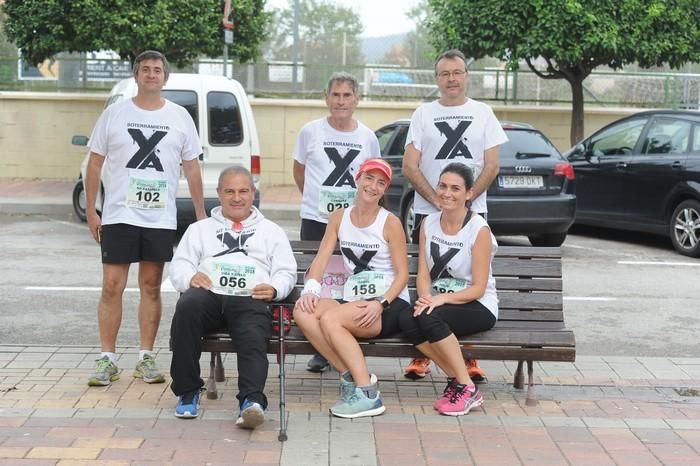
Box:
[1,346,700,465]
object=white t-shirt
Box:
[89,98,201,229]
[406,99,508,215]
[338,207,410,302]
[293,118,380,223]
[422,212,499,318]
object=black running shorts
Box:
[100,223,175,264]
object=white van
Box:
[72,73,261,228]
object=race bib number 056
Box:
[431,278,467,295]
[343,270,386,301]
[212,262,256,296]
[127,177,167,209]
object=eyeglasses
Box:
[437,70,466,79]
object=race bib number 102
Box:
[126,177,167,209]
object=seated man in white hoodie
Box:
[169,166,297,428]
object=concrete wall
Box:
[0,91,640,186]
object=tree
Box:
[0,9,18,83]
[427,0,700,145]
[267,0,363,66]
[402,0,434,69]
[2,0,270,67]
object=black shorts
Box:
[100,223,175,264]
[337,297,411,338]
[300,218,328,241]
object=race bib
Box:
[343,270,386,301]
[318,187,356,218]
[211,262,257,296]
[126,176,168,209]
[432,278,467,295]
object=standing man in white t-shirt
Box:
[292,72,380,372]
[402,49,508,382]
[84,50,206,387]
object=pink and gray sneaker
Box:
[435,384,483,416]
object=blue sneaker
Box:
[174,390,201,419]
[236,399,265,429]
[330,387,385,419]
[337,373,378,405]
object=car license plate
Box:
[498,175,544,188]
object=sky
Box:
[267,0,420,37]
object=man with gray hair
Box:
[292,72,380,372]
[84,49,205,388]
[169,166,296,427]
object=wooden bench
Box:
[201,240,575,441]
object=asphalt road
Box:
[0,210,697,357]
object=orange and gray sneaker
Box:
[466,359,487,384]
[404,358,431,379]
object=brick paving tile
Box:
[556,441,616,465]
[2,435,74,448]
[47,426,115,438]
[419,430,465,444]
[243,449,280,464]
[376,437,423,455]
[423,446,471,465]
[26,446,101,460]
[607,449,663,465]
[632,428,687,444]
[0,460,57,466]
[0,446,29,458]
[56,461,131,466]
[676,430,700,453]
[546,425,597,443]
[377,453,427,466]
[647,443,700,464]
[72,437,143,449]
[0,417,26,427]
[467,444,521,465]
[591,427,649,451]
[99,446,175,462]
[171,447,247,463]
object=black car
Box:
[565,110,700,257]
[376,120,576,247]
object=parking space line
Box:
[564,297,618,301]
[25,286,177,293]
[618,260,700,267]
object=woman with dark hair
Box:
[399,162,498,416]
[294,158,410,419]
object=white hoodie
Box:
[170,206,297,300]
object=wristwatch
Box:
[375,296,390,309]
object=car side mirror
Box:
[567,143,588,161]
[72,135,88,146]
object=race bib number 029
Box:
[343,271,386,301]
[126,177,167,209]
[318,187,356,218]
[431,278,467,295]
[212,262,256,296]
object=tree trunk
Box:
[568,77,585,146]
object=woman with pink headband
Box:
[294,158,410,419]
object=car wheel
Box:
[670,200,700,257]
[528,232,567,247]
[402,195,415,243]
[72,179,87,222]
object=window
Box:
[162,90,199,133]
[693,125,700,152]
[500,129,561,161]
[376,126,396,155]
[388,125,409,156]
[642,118,690,155]
[590,118,647,156]
[207,91,243,145]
